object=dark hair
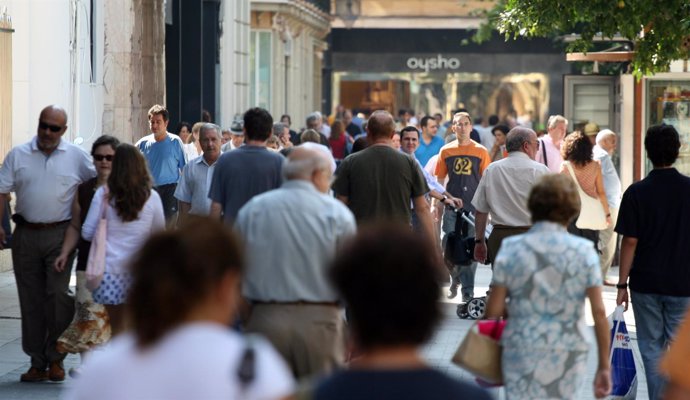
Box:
[127,217,244,348]
[91,135,119,156]
[529,174,580,225]
[561,131,593,167]
[243,107,273,141]
[330,225,441,350]
[107,144,152,222]
[645,124,680,167]
[351,137,368,153]
[420,115,434,129]
[492,125,510,136]
[280,114,291,125]
[201,110,212,123]
[175,122,192,137]
[488,115,499,125]
[400,125,420,139]
[148,104,169,121]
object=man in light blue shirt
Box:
[594,129,622,283]
[414,115,445,166]
[174,123,221,218]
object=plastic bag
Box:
[607,305,637,399]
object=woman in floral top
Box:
[485,174,611,400]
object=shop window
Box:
[564,75,615,131]
[250,30,272,109]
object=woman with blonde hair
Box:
[81,144,165,335]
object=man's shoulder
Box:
[134,134,154,145]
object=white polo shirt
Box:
[174,155,216,216]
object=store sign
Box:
[406,54,461,72]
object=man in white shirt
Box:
[174,123,222,219]
[594,129,622,283]
[0,105,95,382]
[535,115,567,173]
[473,127,551,265]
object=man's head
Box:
[367,110,396,141]
[400,126,420,155]
[306,113,321,131]
[505,127,539,160]
[596,129,617,155]
[451,111,472,144]
[280,114,291,127]
[547,115,567,143]
[283,146,332,193]
[273,122,290,144]
[645,124,680,168]
[420,116,438,138]
[148,104,169,136]
[221,129,232,145]
[199,123,221,161]
[584,122,599,145]
[488,115,499,126]
[433,113,443,125]
[343,109,353,126]
[243,107,273,142]
[37,105,68,154]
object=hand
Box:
[434,202,443,222]
[474,242,487,264]
[606,215,612,227]
[616,288,629,311]
[593,368,612,398]
[54,253,69,272]
[448,196,462,209]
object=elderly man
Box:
[594,129,621,284]
[209,108,284,224]
[305,112,330,147]
[536,115,567,173]
[174,123,222,219]
[0,105,95,382]
[472,127,551,266]
[135,104,186,222]
[221,119,245,153]
[236,146,356,378]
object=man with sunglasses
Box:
[0,105,95,383]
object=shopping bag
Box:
[451,319,505,385]
[86,189,109,291]
[607,306,637,399]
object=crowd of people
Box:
[0,103,688,399]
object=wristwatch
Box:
[616,283,628,290]
[474,239,483,244]
[440,194,448,203]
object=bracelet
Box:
[616,283,628,289]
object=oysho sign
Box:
[406,54,461,72]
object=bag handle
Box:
[99,186,110,219]
[563,161,589,198]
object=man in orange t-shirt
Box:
[435,111,491,301]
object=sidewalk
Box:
[0,266,648,400]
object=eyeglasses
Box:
[38,121,64,133]
[93,154,114,162]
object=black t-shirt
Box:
[615,168,690,296]
[314,368,493,400]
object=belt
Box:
[252,300,339,307]
[492,225,531,230]
[20,220,70,230]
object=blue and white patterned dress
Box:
[492,221,602,400]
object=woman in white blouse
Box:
[82,144,165,335]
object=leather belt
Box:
[252,300,339,307]
[19,220,70,230]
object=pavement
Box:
[0,265,648,400]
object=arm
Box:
[664,384,690,400]
[55,195,82,272]
[484,285,507,319]
[587,286,612,399]
[594,166,612,226]
[412,195,440,264]
[178,201,191,222]
[473,211,489,264]
[616,236,638,311]
[81,189,104,241]
[209,201,222,220]
[0,193,8,248]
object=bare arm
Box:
[594,166,611,225]
[474,211,489,264]
[178,201,191,223]
[412,195,441,267]
[616,236,638,311]
[54,195,82,272]
[209,201,222,220]
[587,286,612,399]
[484,285,507,319]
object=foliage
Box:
[472,0,690,78]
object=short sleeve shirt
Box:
[434,140,491,212]
[174,156,216,216]
[135,133,186,186]
[414,135,445,167]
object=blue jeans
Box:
[631,291,690,400]
[441,209,477,300]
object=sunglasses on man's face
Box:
[38,121,64,133]
[93,154,114,162]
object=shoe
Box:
[447,283,459,299]
[20,367,48,382]
[48,361,65,382]
[462,294,473,303]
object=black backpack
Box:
[444,209,475,266]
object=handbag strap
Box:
[563,161,589,198]
[99,186,110,219]
[539,138,547,166]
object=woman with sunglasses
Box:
[54,135,120,375]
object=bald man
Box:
[0,105,95,382]
[235,146,356,379]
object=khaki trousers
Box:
[245,303,344,379]
[598,207,619,280]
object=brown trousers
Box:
[487,225,531,266]
[245,303,345,379]
[12,223,75,369]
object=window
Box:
[250,30,272,109]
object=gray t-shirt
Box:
[332,145,428,225]
[208,146,284,223]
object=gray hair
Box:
[199,123,221,139]
[273,122,286,136]
[547,115,567,130]
[306,113,321,129]
[505,127,536,152]
[283,149,330,181]
[596,129,616,144]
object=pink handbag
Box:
[85,188,109,291]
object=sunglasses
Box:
[38,121,64,133]
[93,154,114,162]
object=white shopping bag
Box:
[606,305,637,400]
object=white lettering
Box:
[405,54,461,72]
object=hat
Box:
[584,122,599,136]
[230,116,244,135]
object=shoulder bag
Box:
[452,319,505,385]
[564,161,607,230]
[86,188,109,291]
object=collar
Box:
[649,167,680,175]
[195,155,218,167]
[282,180,319,193]
[31,137,68,153]
[531,221,567,233]
[506,151,530,160]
